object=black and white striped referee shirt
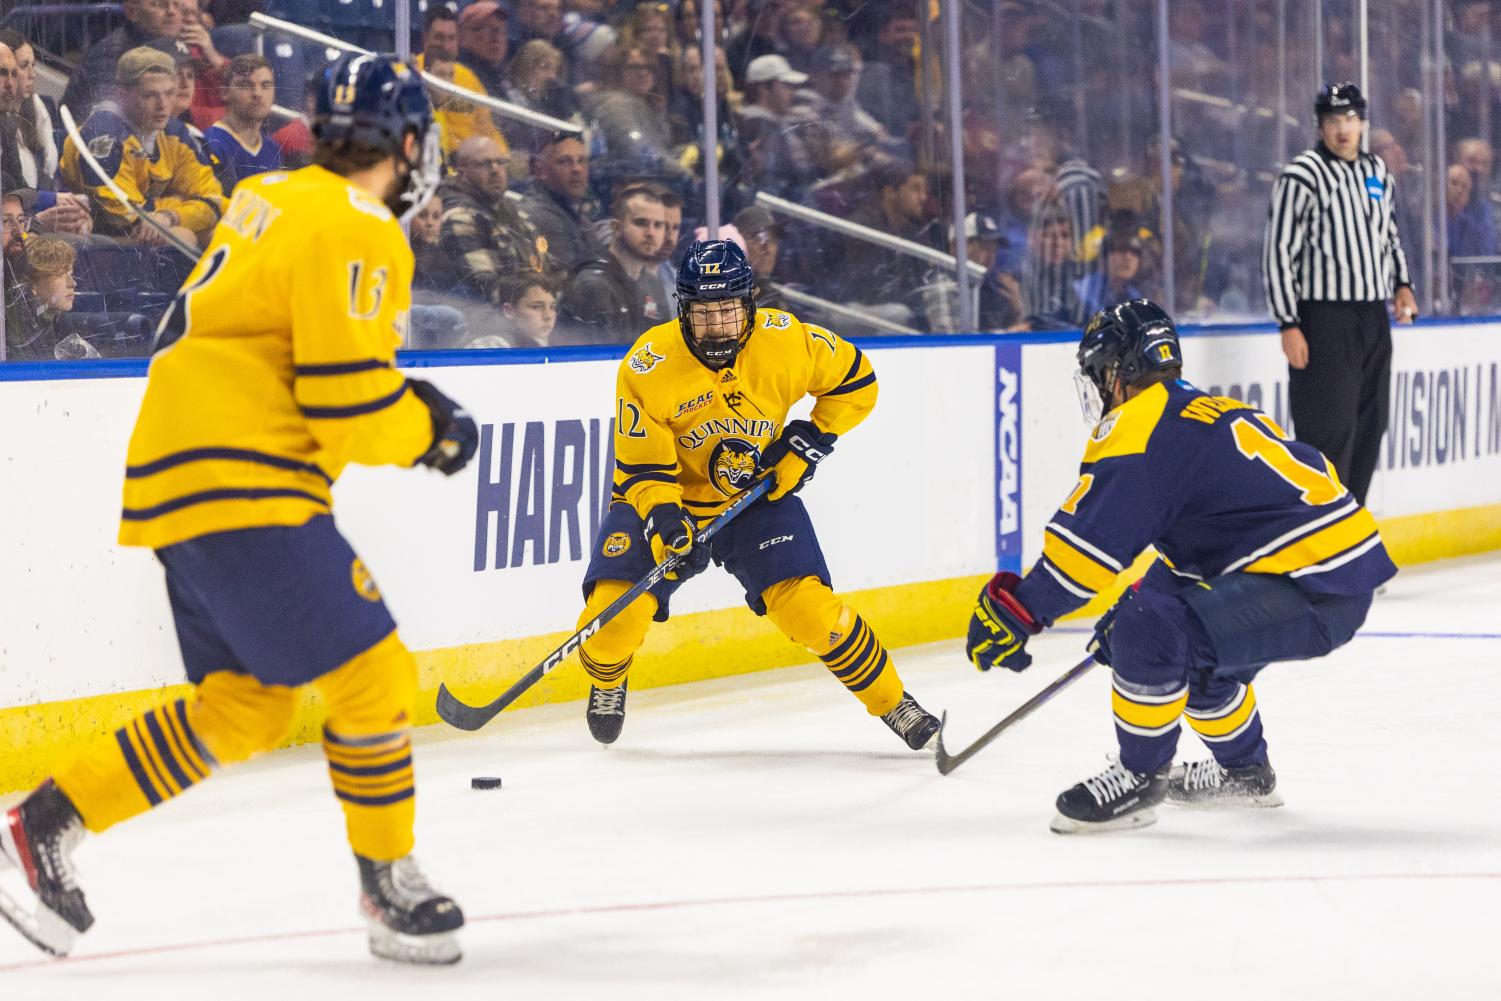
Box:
[1262,142,1412,326]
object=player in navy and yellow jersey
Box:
[1,55,477,964]
[966,300,1395,833]
[574,239,943,751]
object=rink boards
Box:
[2,319,1499,791]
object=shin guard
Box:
[763,577,904,716]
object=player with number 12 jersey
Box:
[570,239,944,751]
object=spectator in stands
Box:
[435,135,552,304]
[458,1,511,97]
[3,191,29,287]
[517,132,606,270]
[512,0,566,51]
[1457,137,1496,205]
[172,51,205,140]
[836,160,934,320]
[559,183,669,344]
[270,73,315,170]
[620,2,676,61]
[425,55,510,162]
[727,0,783,78]
[204,54,282,192]
[1371,128,1421,268]
[4,236,82,361]
[587,44,680,175]
[1020,102,1105,329]
[994,166,1046,278]
[650,184,684,291]
[777,4,823,75]
[735,54,819,199]
[493,272,561,348]
[180,0,228,129]
[0,41,27,189]
[409,190,447,290]
[558,0,618,86]
[0,32,57,192]
[732,202,786,309]
[1074,223,1150,317]
[1447,163,1499,259]
[1025,207,1076,329]
[855,6,920,137]
[922,212,1023,333]
[668,41,738,152]
[61,47,225,247]
[61,0,186,119]
[798,45,887,151]
[500,40,583,155]
[1112,135,1218,313]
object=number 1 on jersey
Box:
[1231,416,1346,506]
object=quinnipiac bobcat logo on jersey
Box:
[351,559,382,602]
[602,531,632,557]
[628,344,665,374]
[710,438,760,495]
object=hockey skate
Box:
[0,781,94,957]
[882,692,942,750]
[358,854,464,965]
[586,682,628,745]
[1166,759,1283,809]
[1050,757,1169,834]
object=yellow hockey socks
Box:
[763,576,904,717]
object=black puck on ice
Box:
[471,776,503,790]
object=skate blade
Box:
[0,880,80,958]
[1167,791,1285,810]
[367,921,462,965]
[1049,807,1158,835]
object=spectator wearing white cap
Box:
[734,54,819,199]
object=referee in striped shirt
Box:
[1263,82,1418,505]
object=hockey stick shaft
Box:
[59,105,203,262]
[935,653,1099,775]
[435,475,774,731]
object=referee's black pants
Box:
[1289,300,1391,505]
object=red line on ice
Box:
[1,870,1496,973]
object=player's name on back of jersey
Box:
[474,418,616,573]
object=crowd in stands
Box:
[6,0,1501,361]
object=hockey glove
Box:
[409,379,479,476]
[645,503,710,582]
[760,419,837,502]
[967,571,1042,672]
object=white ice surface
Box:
[2,555,1499,999]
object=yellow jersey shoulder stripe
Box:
[125,446,333,484]
[1083,382,1170,464]
[1242,506,1379,576]
[1042,528,1120,595]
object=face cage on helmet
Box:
[397,122,442,226]
[680,292,756,370]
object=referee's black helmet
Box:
[1315,82,1368,121]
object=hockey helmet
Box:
[1315,81,1367,122]
[313,53,440,224]
[676,239,757,370]
[1075,299,1182,424]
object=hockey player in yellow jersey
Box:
[0,55,476,964]
[575,239,943,750]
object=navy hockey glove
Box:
[409,379,478,475]
[967,572,1042,672]
[645,503,710,582]
[761,419,837,502]
[1089,578,1142,666]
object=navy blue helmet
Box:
[312,53,440,223]
[1315,81,1367,122]
[1075,299,1182,423]
[676,239,757,370]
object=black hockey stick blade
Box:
[935,653,1099,776]
[434,475,774,731]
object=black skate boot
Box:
[882,692,942,750]
[1167,759,1283,809]
[0,780,94,956]
[586,682,628,745]
[357,854,464,965]
[1051,757,1170,834]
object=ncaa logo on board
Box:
[995,344,1023,573]
[709,438,760,495]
